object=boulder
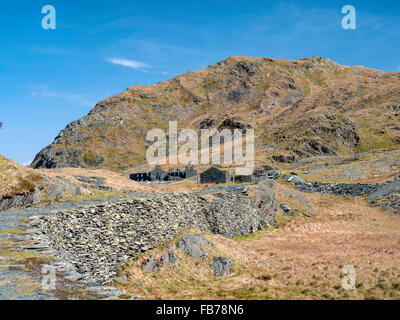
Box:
[46,183,65,200]
[160,248,179,267]
[177,237,208,259]
[212,257,233,276]
[142,253,160,273]
[184,233,213,248]
[32,187,42,204]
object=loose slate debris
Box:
[37,183,277,283]
[295,182,380,196]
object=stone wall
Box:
[38,184,276,283]
[294,182,380,196]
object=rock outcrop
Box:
[0,187,41,211]
[294,179,400,214]
[177,233,213,259]
[212,257,233,276]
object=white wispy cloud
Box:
[106,58,149,69]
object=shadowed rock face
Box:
[0,188,41,211]
[30,56,400,172]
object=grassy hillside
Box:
[114,191,400,300]
[0,155,42,199]
[31,56,400,172]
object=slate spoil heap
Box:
[38,183,277,283]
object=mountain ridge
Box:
[31,55,400,172]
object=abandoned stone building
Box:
[200,167,252,184]
[130,165,197,182]
[200,167,230,184]
[131,164,252,184]
[232,168,253,183]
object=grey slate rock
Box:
[0,189,42,210]
[295,181,380,196]
[212,257,233,276]
[32,187,42,204]
[46,184,65,200]
[279,203,312,218]
[160,248,179,267]
[142,253,160,273]
[367,180,400,201]
[184,233,213,248]
[177,237,208,259]
[167,251,179,267]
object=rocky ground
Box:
[1,172,399,300]
[1,148,399,299]
[112,194,400,300]
[0,199,137,300]
[36,182,277,284]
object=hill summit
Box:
[31,56,400,172]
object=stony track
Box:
[0,197,136,300]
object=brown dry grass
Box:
[0,155,42,199]
[115,194,400,300]
[37,167,152,193]
[37,167,217,195]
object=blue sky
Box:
[0,0,399,165]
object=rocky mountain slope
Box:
[31,56,400,172]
